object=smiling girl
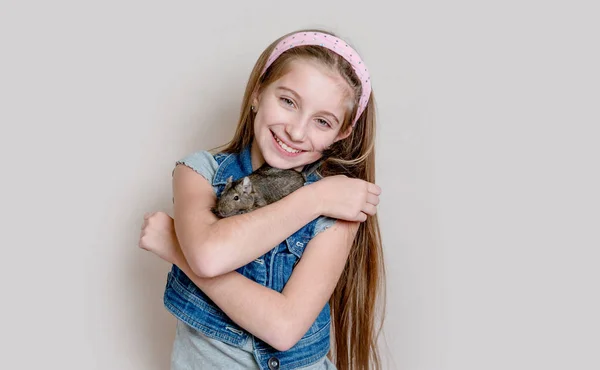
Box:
[139,29,386,370]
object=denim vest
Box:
[163,144,334,370]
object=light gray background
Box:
[1,0,598,369]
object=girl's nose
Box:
[285,120,308,142]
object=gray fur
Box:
[214,163,306,218]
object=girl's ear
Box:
[251,88,261,109]
[334,126,353,142]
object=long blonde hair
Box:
[214,29,386,370]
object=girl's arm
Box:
[141,212,358,352]
[173,164,319,278]
[173,164,378,278]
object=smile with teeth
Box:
[273,133,303,153]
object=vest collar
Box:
[212,143,254,186]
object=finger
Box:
[366,193,380,206]
[139,226,147,238]
[367,183,382,195]
[362,203,377,216]
[144,212,151,220]
[358,212,368,222]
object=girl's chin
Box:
[266,153,321,172]
[265,154,301,169]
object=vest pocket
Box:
[164,271,249,347]
[270,249,333,340]
[302,302,331,338]
[167,270,227,318]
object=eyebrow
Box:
[276,86,341,125]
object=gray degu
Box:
[214,163,306,218]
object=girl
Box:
[139,28,386,370]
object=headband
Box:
[262,31,371,127]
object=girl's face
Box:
[251,59,353,171]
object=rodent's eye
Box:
[233,195,239,201]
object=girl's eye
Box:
[280,97,295,107]
[316,118,331,128]
[233,195,239,201]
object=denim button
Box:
[268,357,280,370]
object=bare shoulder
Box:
[172,149,219,205]
[173,164,216,198]
[172,164,217,207]
[172,164,219,254]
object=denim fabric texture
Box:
[164,144,337,370]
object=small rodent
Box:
[214,163,306,218]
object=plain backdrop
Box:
[1,0,598,369]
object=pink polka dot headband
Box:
[262,31,371,127]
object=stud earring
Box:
[251,105,256,112]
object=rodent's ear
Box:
[223,176,233,193]
[242,176,253,194]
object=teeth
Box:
[275,135,302,153]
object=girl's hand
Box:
[138,211,185,266]
[312,175,381,222]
